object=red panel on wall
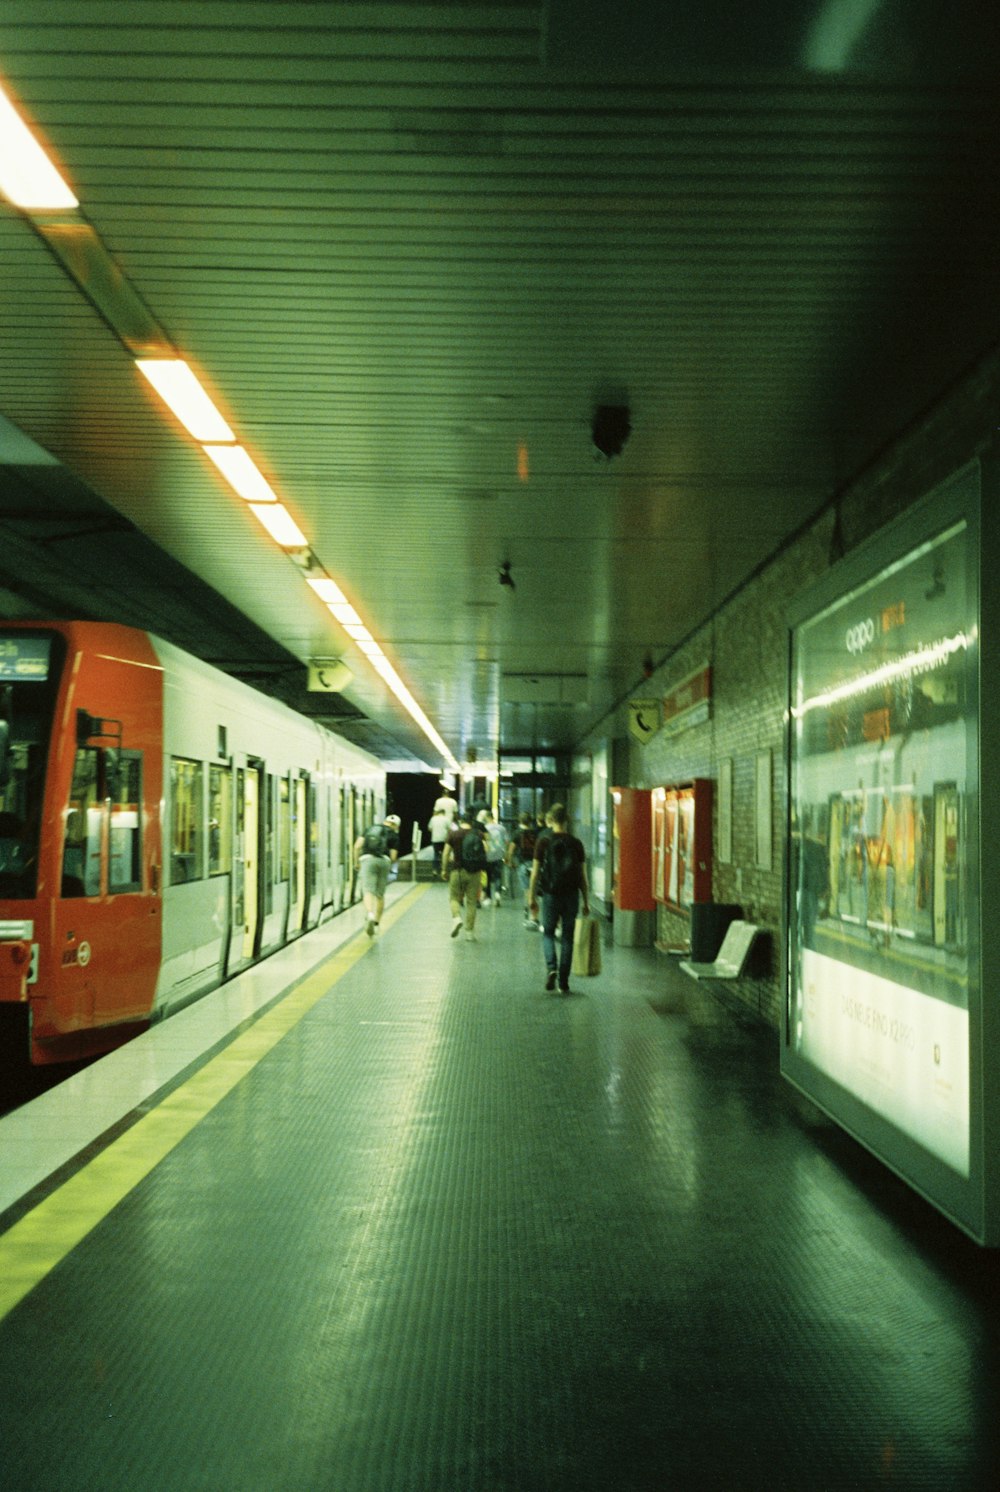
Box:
[651,779,713,909]
[612,787,655,912]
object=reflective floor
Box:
[1,883,998,1491]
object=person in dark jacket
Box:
[528,803,589,993]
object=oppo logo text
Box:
[846,619,875,655]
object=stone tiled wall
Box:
[581,346,1000,1029]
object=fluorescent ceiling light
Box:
[329,603,362,627]
[364,652,458,767]
[0,84,78,210]
[203,444,279,503]
[343,623,372,641]
[355,638,384,658]
[135,359,235,443]
[249,502,308,548]
[307,576,347,606]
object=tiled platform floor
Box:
[1,882,998,1490]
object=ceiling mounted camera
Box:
[592,404,631,459]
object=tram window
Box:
[208,764,232,876]
[0,743,37,897]
[309,780,319,881]
[170,757,204,884]
[263,773,274,914]
[63,747,102,897]
[108,752,142,894]
[279,777,291,881]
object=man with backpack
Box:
[528,802,589,993]
[353,812,401,938]
[441,808,487,940]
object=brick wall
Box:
[585,344,1000,1029]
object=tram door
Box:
[242,766,260,960]
[291,774,307,932]
[56,744,160,1026]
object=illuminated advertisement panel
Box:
[783,468,982,1233]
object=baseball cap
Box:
[385,813,401,827]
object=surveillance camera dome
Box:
[592,405,631,458]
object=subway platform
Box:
[1,881,998,1491]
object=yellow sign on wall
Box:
[308,659,353,693]
[627,698,661,744]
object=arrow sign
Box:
[627,697,661,744]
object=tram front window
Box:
[0,739,45,898]
[0,631,66,901]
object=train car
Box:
[0,621,385,1065]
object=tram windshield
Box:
[787,520,976,1177]
[0,632,66,900]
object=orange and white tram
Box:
[0,621,385,1065]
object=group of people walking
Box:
[432,791,590,994]
[354,790,592,994]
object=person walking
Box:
[528,803,589,993]
[353,812,401,937]
[433,785,458,829]
[478,808,507,906]
[428,806,450,871]
[441,809,486,940]
[509,811,539,928]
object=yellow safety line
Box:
[0,885,428,1322]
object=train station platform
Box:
[1,882,998,1491]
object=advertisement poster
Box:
[786,517,975,1178]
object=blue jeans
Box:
[542,890,579,987]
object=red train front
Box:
[0,622,164,1065]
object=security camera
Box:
[592,405,631,458]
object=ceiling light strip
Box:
[203,443,278,503]
[0,83,78,210]
[136,359,235,443]
[249,503,308,549]
[0,76,458,771]
[306,574,458,767]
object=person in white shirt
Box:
[428,807,450,870]
[433,787,458,827]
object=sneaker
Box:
[451,916,462,938]
[545,969,557,991]
[365,917,375,938]
[493,893,502,907]
[559,983,571,995]
[465,930,477,942]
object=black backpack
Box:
[461,828,487,872]
[362,823,388,856]
[541,834,578,894]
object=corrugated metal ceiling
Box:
[1,1,999,764]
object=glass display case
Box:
[651,780,713,909]
[781,462,996,1240]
